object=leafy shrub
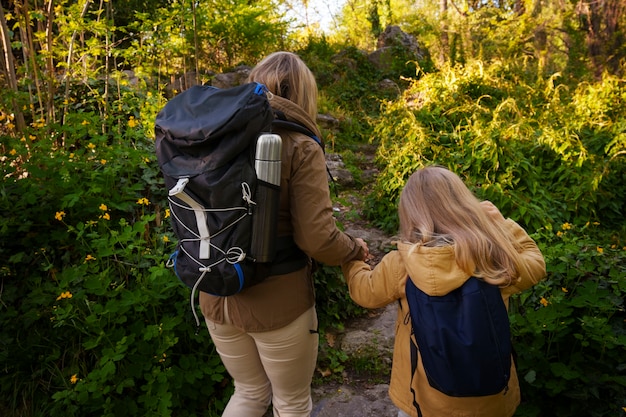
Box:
[0,89,232,416]
[365,59,626,234]
[510,224,626,417]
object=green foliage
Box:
[510,225,626,417]
[0,89,230,416]
[314,265,366,332]
[366,59,626,234]
[299,37,430,153]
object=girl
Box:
[342,165,546,417]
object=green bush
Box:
[0,88,234,416]
[510,224,626,417]
[365,59,626,234]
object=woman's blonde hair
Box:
[247,51,318,120]
[398,165,522,286]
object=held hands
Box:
[355,237,370,261]
[480,200,506,223]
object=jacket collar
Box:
[267,94,323,146]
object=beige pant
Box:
[205,306,318,417]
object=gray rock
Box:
[312,383,398,416]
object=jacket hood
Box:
[268,94,323,146]
[397,241,472,296]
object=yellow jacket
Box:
[342,219,546,417]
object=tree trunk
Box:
[577,0,626,77]
[0,5,26,133]
[45,0,56,122]
[440,0,448,65]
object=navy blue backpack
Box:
[405,276,511,403]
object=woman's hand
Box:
[355,237,370,261]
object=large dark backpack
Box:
[155,83,316,316]
[405,276,511,406]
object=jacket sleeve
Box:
[289,139,363,265]
[341,251,407,309]
[501,219,547,296]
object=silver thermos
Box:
[251,133,282,262]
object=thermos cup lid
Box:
[256,134,282,161]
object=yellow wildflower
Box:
[99,204,108,211]
[163,235,170,243]
[9,149,16,155]
[87,143,96,150]
[85,254,96,262]
[561,223,572,230]
[100,213,110,221]
[597,247,603,254]
[137,197,150,206]
[56,291,73,301]
[561,287,568,293]
[556,231,563,237]
[69,153,75,159]
[29,135,36,141]
[165,208,170,218]
[540,297,549,307]
[55,211,66,221]
[70,374,78,384]
[128,116,139,128]
[100,159,107,165]
[81,120,89,126]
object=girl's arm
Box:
[481,201,546,294]
[502,219,547,295]
[341,251,407,309]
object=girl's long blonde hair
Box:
[398,166,522,286]
[247,51,318,120]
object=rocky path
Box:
[311,303,399,417]
[310,150,400,416]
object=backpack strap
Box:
[407,308,424,417]
[255,235,309,278]
[272,116,323,150]
[271,114,338,196]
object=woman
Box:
[200,51,367,417]
[342,165,546,417]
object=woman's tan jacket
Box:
[342,219,546,417]
[200,94,364,332]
